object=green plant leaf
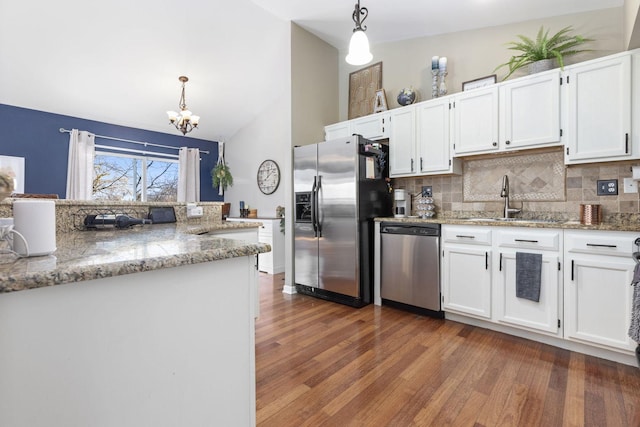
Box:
[211,163,233,190]
[494,25,592,80]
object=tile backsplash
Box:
[393,148,640,222]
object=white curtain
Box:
[65,129,95,200]
[178,147,200,202]
[217,141,225,196]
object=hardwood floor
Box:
[255,273,640,426]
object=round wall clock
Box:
[257,159,280,195]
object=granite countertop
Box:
[375,216,640,232]
[0,222,270,293]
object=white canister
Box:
[12,200,57,256]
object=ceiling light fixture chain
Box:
[177,76,188,111]
[166,75,200,135]
[352,0,368,32]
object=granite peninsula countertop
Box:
[0,222,270,293]
[375,216,640,232]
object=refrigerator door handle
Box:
[311,176,318,237]
[316,175,323,237]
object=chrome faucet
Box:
[501,175,521,219]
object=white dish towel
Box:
[628,263,640,343]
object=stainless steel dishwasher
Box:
[380,222,443,317]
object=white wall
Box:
[225,95,290,220]
[337,7,625,121]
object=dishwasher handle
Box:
[380,224,440,237]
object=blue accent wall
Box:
[0,104,220,201]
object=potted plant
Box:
[495,26,593,80]
[211,162,233,193]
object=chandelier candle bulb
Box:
[431,56,439,70]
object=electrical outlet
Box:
[623,177,638,193]
[422,186,433,197]
[597,179,618,196]
[186,204,203,218]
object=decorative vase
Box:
[397,88,417,106]
[527,58,555,75]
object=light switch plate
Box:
[623,177,638,193]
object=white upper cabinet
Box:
[452,86,500,156]
[324,113,390,142]
[351,112,390,141]
[324,121,351,141]
[416,98,461,175]
[452,71,561,156]
[563,53,632,163]
[499,70,561,150]
[389,106,417,176]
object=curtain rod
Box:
[59,128,210,155]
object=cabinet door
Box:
[564,54,632,163]
[416,98,453,174]
[257,223,274,274]
[352,113,389,140]
[442,245,492,318]
[564,255,636,351]
[325,121,352,141]
[452,87,499,156]
[500,70,561,150]
[389,106,416,176]
[495,251,561,335]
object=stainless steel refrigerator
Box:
[293,135,392,307]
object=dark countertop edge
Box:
[374,217,640,232]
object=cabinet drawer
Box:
[565,231,635,257]
[496,229,560,251]
[442,226,491,245]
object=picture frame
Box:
[0,155,25,193]
[348,61,383,119]
[373,89,388,113]
[462,74,497,91]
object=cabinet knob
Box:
[505,140,511,145]
[492,142,497,147]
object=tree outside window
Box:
[93,153,178,202]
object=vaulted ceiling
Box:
[0,0,624,142]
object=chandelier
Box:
[167,76,200,135]
[345,0,373,66]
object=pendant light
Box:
[345,0,373,66]
[166,76,200,135]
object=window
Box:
[93,152,179,202]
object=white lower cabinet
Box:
[564,230,637,352]
[225,218,285,275]
[442,225,637,364]
[494,228,562,336]
[442,226,492,319]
